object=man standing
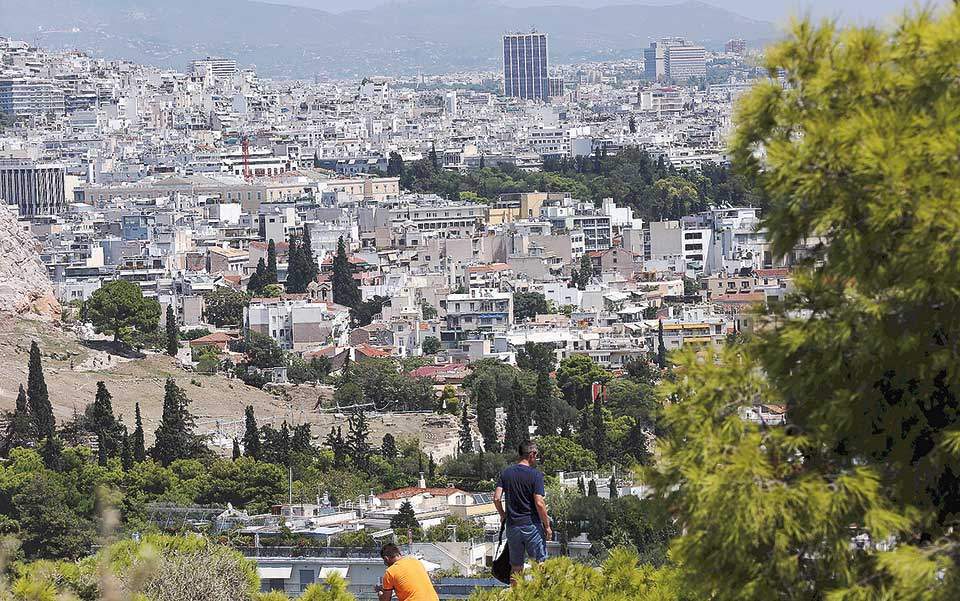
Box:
[377,543,439,601]
[493,440,553,586]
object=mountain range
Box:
[0,0,780,78]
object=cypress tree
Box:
[346,409,371,470]
[165,304,178,356]
[97,430,108,467]
[3,384,37,455]
[609,475,618,499]
[381,433,398,460]
[326,426,347,468]
[390,500,421,537]
[152,378,201,466]
[428,453,436,482]
[232,437,241,460]
[39,434,63,471]
[247,258,267,293]
[301,226,318,286]
[457,398,473,455]
[285,232,304,293]
[474,376,499,453]
[588,478,598,497]
[120,427,133,471]
[242,405,261,459]
[27,341,55,439]
[503,377,529,455]
[429,142,439,170]
[533,370,558,436]
[592,384,607,465]
[656,319,666,369]
[92,381,120,457]
[131,402,146,462]
[331,236,360,308]
[266,239,278,284]
[578,476,586,496]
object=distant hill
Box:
[0,0,779,77]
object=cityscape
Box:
[0,1,957,600]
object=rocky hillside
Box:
[0,205,61,321]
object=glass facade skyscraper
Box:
[502,32,549,101]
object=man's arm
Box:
[493,485,506,522]
[377,587,393,601]
[534,494,552,539]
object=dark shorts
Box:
[506,523,547,567]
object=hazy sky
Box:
[264,0,945,24]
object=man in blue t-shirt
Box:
[493,440,552,586]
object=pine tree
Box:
[503,377,529,455]
[285,232,304,293]
[91,381,120,456]
[457,398,473,455]
[533,370,558,436]
[120,427,133,471]
[131,402,146,462]
[608,475,618,499]
[331,236,360,308]
[151,378,201,466]
[242,405,261,460]
[346,409,371,470]
[300,226,318,286]
[3,384,37,455]
[587,479,598,497]
[390,500,421,538]
[591,385,607,465]
[232,437,241,460]
[27,341,55,439]
[326,426,347,468]
[97,430,108,467]
[656,319,666,369]
[165,305,178,356]
[247,258,267,293]
[266,239,278,284]
[381,433,398,460]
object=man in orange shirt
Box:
[377,543,439,601]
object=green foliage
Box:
[131,403,146,462]
[26,341,55,439]
[350,295,388,327]
[556,355,610,410]
[297,576,356,601]
[86,280,161,345]
[515,342,556,373]
[646,10,960,601]
[467,549,692,601]
[424,515,484,542]
[151,379,205,466]
[535,436,597,475]
[165,305,179,356]
[390,500,421,538]
[242,406,261,460]
[242,331,284,369]
[203,286,249,328]
[513,291,549,322]
[2,385,37,456]
[421,336,441,355]
[330,236,360,307]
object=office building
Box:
[0,160,66,216]
[725,39,747,54]
[643,42,667,80]
[0,78,66,117]
[666,43,707,81]
[548,76,565,98]
[189,57,239,80]
[502,32,549,101]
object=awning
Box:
[257,567,292,580]
[318,567,349,578]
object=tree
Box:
[3,384,36,455]
[587,479,598,497]
[232,438,241,460]
[285,232,305,293]
[387,151,404,177]
[243,330,284,368]
[391,500,421,537]
[533,370,560,436]
[247,257,268,293]
[458,398,474,455]
[132,402,146,462]
[86,280,161,344]
[266,239,279,284]
[260,421,292,466]
[152,378,203,466]
[346,409,371,470]
[609,475,618,499]
[513,291,549,322]
[242,405,261,460]
[628,114,637,133]
[591,384,607,465]
[203,286,249,327]
[421,336,441,355]
[331,236,361,308]
[536,435,597,475]
[650,11,960,601]
[429,142,439,170]
[165,304,179,356]
[300,226,319,286]
[13,473,93,560]
[556,354,610,410]
[577,477,586,496]
[516,342,556,373]
[503,378,529,456]
[571,253,593,290]
[350,295,389,327]
[473,375,499,453]
[27,341,55,439]
[656,320,666,368]
[325,426,347,469]
[381,433,397,460]
[91,381,121,456]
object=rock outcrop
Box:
[0,205,61,321]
